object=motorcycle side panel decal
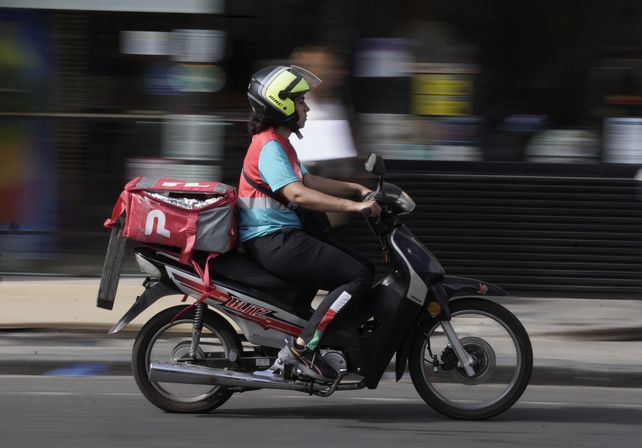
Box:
[167,268,304,336]
[216,295,302,336]
[225,297,272,320]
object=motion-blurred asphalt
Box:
[0,277,641,386]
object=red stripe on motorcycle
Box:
[174,273,302,336]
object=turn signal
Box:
[427,301,441,317]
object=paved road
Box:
[1,375,641,448]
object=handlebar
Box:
[363,190,378,202]
[360,207,373,218]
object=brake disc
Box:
[454,336,496,385]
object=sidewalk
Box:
[0,277,175,329]
[1,276,641,386]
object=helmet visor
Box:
[289,65,321,93]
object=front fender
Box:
[394,283,448,380]
[394,277,507,381]
[108,282,180,334]
[442,275,508,298]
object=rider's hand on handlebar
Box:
[357,200,382,218]
[358,186,373,199]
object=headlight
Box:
[396,191,416,213]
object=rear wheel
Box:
[409,298,532,420]
[132,305,243,413]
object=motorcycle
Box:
[101,153,533,420]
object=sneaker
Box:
[278,343,338,383]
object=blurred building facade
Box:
[0,0,641,292]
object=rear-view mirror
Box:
[365,153,386,176]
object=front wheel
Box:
[132,305,243,413]
[409,298,533,420]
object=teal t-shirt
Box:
[239,140,308,242]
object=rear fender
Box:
[108,281,180,334]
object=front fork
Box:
[440,320,476,377]
[430,284,476,377]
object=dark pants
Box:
[244,229,374,349]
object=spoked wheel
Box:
[132,305,243,413]
[409,298,533,420]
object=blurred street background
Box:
[1,0,641,294]
[1,2,642,445]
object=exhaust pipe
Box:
[149,361,312,391]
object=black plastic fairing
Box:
[322,259,422,389]
[442,275,509,298]
[391,226,445,285]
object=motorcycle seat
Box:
[204,250,316,320]
[140,246,315,320]
[207,250,294,290]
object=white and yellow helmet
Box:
[247,65,321,130]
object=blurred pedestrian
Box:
[289,46,358,169]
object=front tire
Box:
[132,305,243,413]
[409,298,533,420]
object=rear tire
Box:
[132,305,243,413]
[409,298,532,420]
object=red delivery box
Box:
[104,177,237,263]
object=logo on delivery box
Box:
[145,210,171,238]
